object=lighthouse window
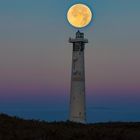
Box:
[80,46,84,51]
[73,63,75,69]
[73,46,80,51]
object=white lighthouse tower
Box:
[69,30,88,123]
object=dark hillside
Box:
[0,113,140,140]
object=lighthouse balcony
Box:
[69,38,88,43]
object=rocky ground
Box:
[0,113,140,140]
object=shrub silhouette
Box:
[0,113,140,140]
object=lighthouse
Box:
[69,30,88,123]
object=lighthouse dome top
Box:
[76,30,84,39]
[69,31,88,43]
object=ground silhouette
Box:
[0,113,140,140]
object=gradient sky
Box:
[0,0,140,122]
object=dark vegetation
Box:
[0,113,140,140]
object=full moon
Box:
[67,4,92,28]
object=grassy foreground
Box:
[0,113,140,140]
